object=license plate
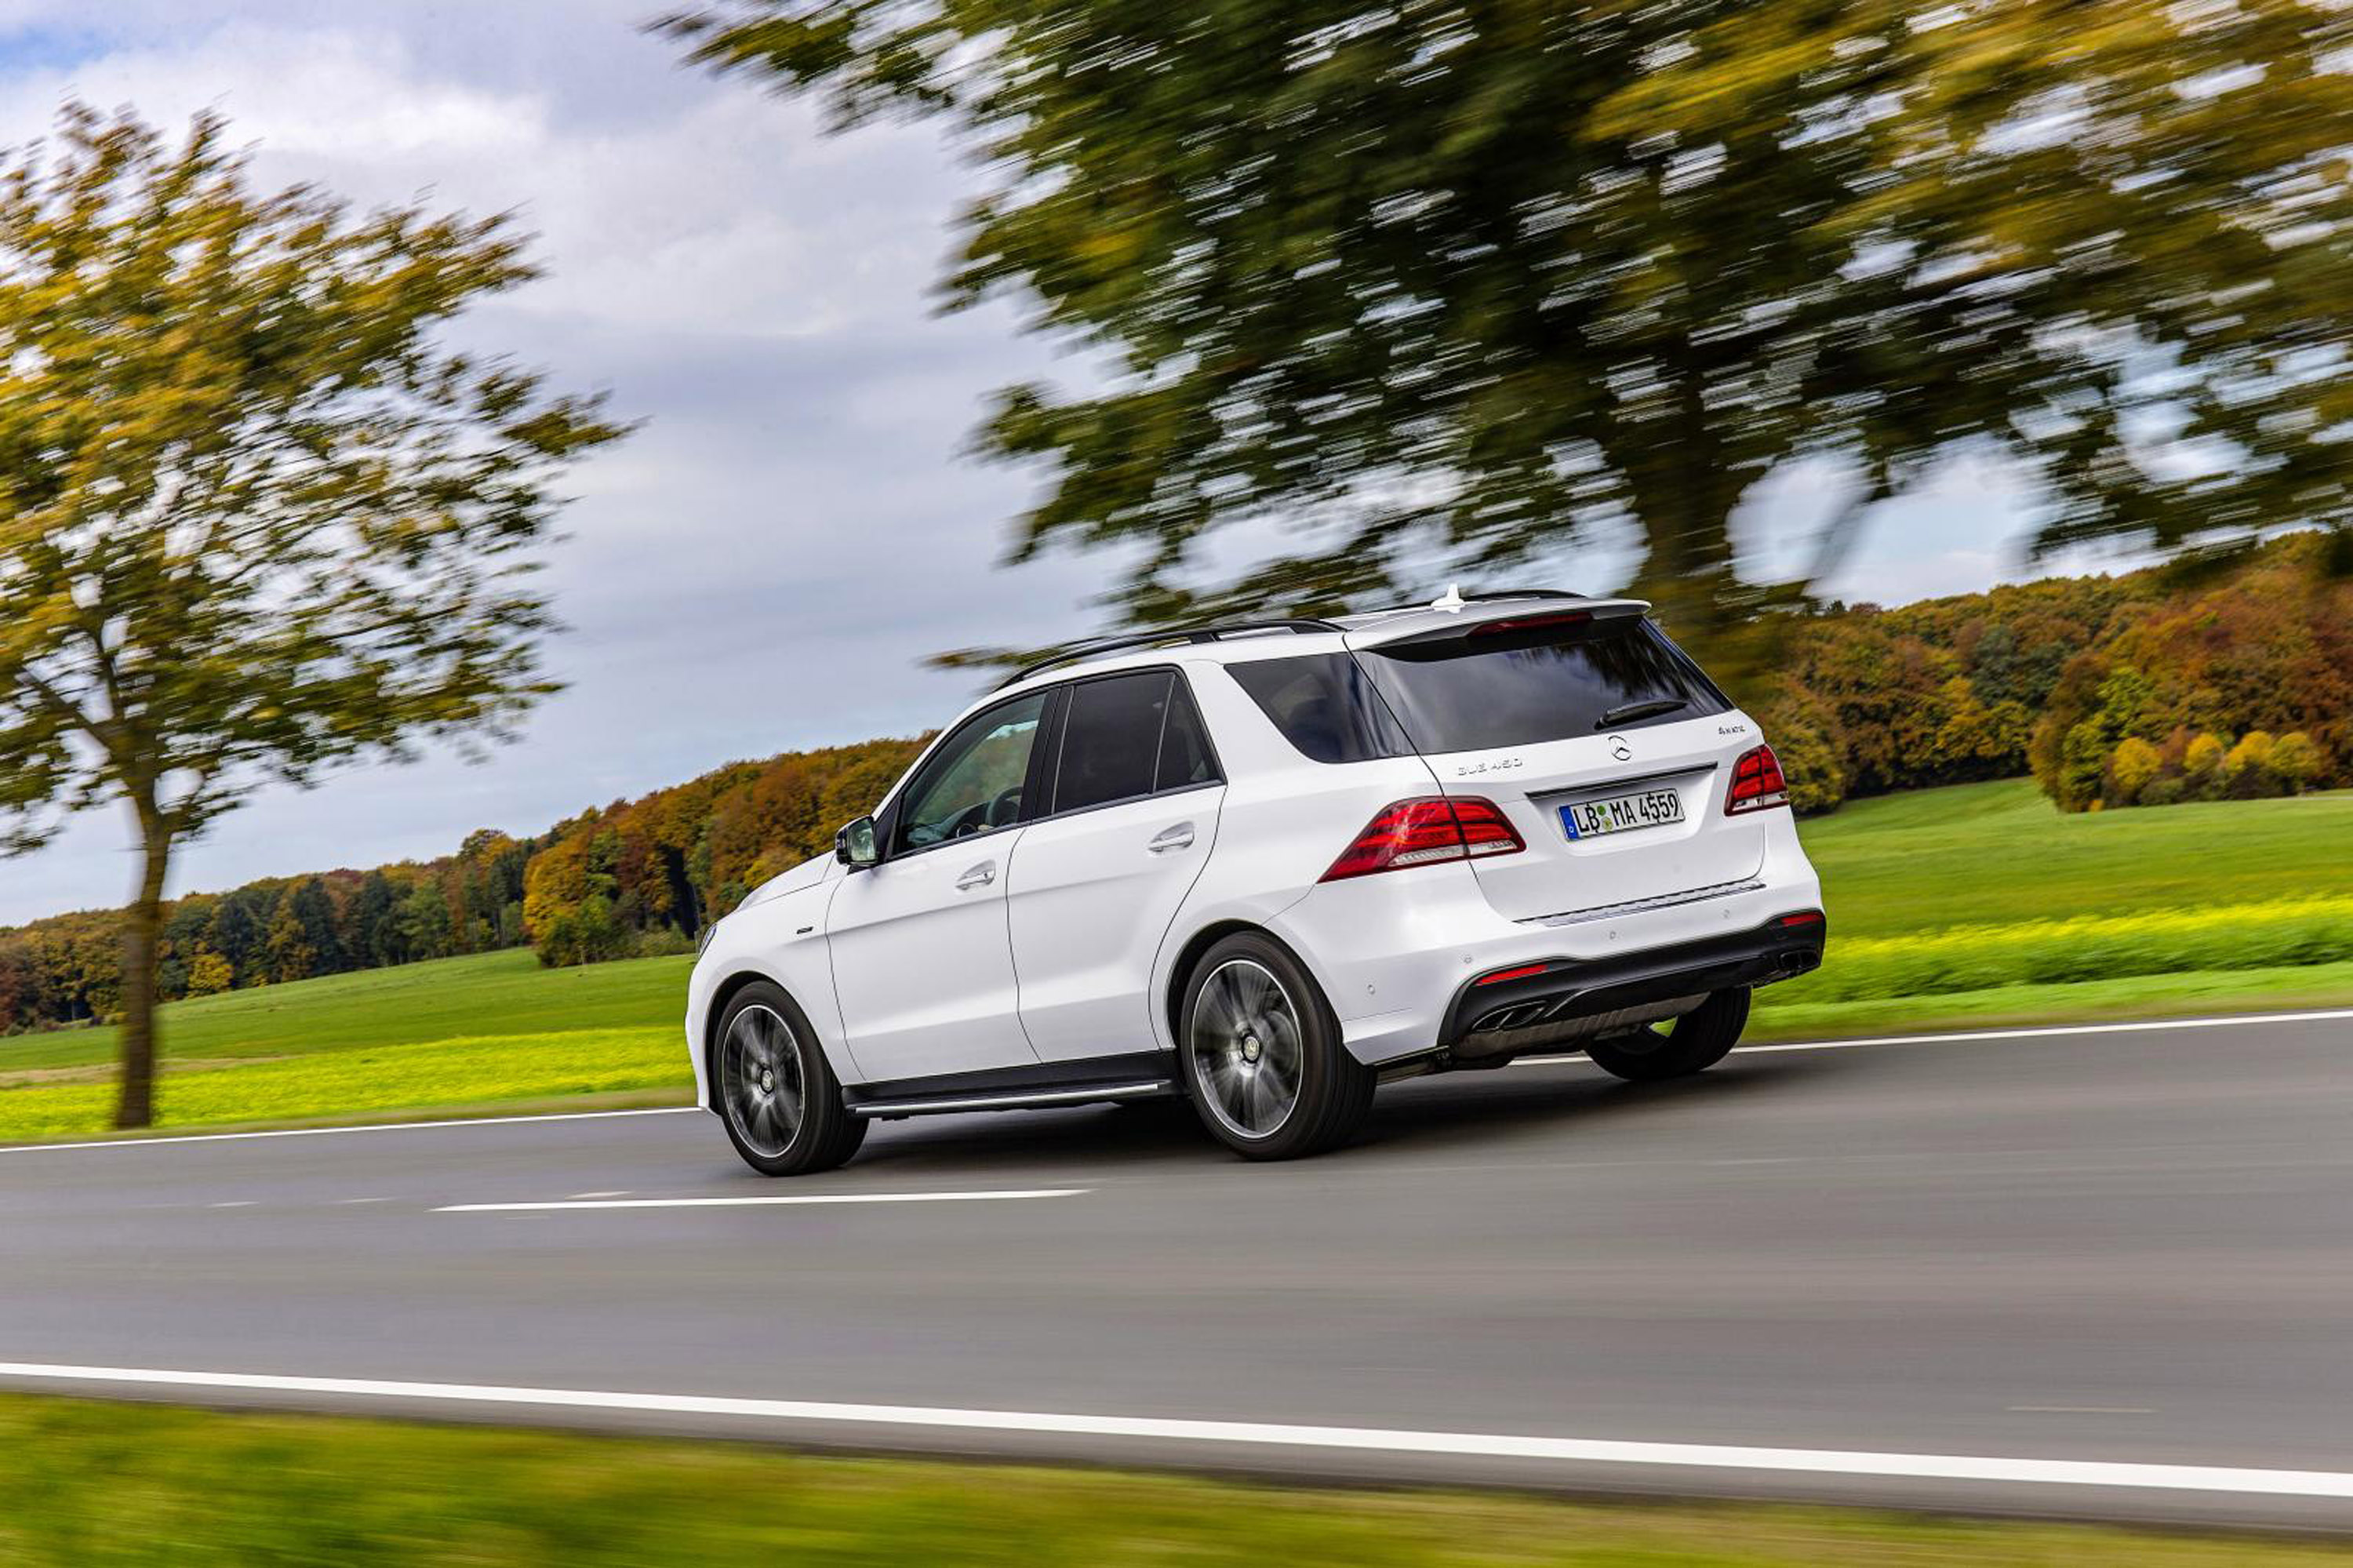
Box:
[1560,788,1685,841]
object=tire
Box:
[712,981,867,1177]
[1178,933,1374,1160]
[1582,987,1751,1083]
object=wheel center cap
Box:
[759,1069,775,1093]
[1240,1035,1262,1064]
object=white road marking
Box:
[2011,1406,2158,1415]
[0,1106,698,1155]
[567,1191,631,1200]
[436,1188,1089,1213]
[0,1362,2340,1500]
[205,1201,255,1210]
[1510,1006,2353,1069]
[335,1197,392,1206]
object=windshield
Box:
[1358,618,1729,754]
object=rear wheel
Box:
[715,982,867,1177]
[1180,934,1373,1160]
[1582,987,1750,1082]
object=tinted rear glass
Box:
[1155,678,1220,791]
[1227,653,1415,765]
[1053,671,1171,813]
[1360,619,1729,754]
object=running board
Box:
[846,1079,1179,1121]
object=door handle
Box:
[1147,823,1196,854]
[955,861,997,891]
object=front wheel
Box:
[714,982,867,1177]
[1582,987,1751,1082]
[1180,934,1373,1160]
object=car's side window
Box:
[1156,675,1220,792]
[1053,671,1170,815]
[893,690,1049,854]
[1046,668,1225,818]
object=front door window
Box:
[895,691,1049,853]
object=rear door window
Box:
[1155,677,1220,792]
[1053,671,1173,814]
[1359,618,1729,754]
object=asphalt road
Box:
[4,1010,2351,1530]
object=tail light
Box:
[1321,796,1526,881]
[1726,744,1789,815]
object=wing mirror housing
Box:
[835,816,880,869]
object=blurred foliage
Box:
[0,106,622,1124]
[1765,533,2351,813]
[664,0,2353,653]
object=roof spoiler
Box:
[1347,597,1652,652]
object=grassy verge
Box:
[4,1395,2346,1567]
[1751,959,2353,1042]
[0,1026,687,1144]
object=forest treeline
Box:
[2,536,2344,1030]
[1758,532,2349,815]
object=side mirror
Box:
[835,816,880,869]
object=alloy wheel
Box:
[1188,958,1304,1139]
[721,1003,805,1159]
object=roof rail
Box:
[1460,588,1585,602]
[996,618,1343,690]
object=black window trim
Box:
[1026,663,1226,829]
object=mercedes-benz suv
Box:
[688,590,1826,1174]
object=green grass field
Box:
[4,1394,2344,1567]
[1793,777,2353,937]
[2,778,2348,1141]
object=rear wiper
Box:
[1595,697,1688,729]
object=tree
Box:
[2223,729,2281,799]
[185,949,235,999]
[262,902,315,986]
[2273,731,2323,795]
[351,871,401,968]
[2108,737,2162,807]
[285,879,346,977]
[395,881,455,966]
[2184,733,2229,799]
[0,107,623,1127]
[664,0,2353,657]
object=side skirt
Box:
[842,1051,1182,1122]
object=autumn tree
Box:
[664,0,2353,657]
[0,107,622,1126]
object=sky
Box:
[0,1,2089,926]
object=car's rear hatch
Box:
[1345,603,1768,923]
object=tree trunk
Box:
[114,812,173,1130]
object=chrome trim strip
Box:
[849,1081,1175,1119]
[1526,878,1766,929]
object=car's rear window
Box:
[1358,618,1729,754]
[1227,653,1415,765]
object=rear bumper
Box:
[1441,913,1827,1050]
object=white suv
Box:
[687,591,1825,1175]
